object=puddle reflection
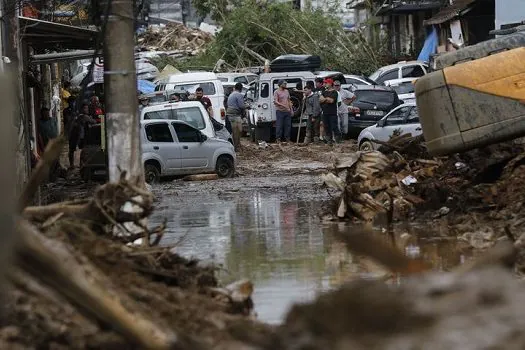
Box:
[152,190,471,324]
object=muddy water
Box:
[151,175,470,324]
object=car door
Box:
[172,122,211,170]
[375,106,412,142]
[144,122,181,172]
[402,106,423,136]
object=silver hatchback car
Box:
[141,119,236,183]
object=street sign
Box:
[93,57,104,83]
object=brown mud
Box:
[4,138,525,349]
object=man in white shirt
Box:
[334,80,355,139]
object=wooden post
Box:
[103,0,144,185]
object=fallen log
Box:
[13,219,180,349]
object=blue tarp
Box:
[418,26,438,62]
[137,79,156,94]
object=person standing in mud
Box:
[68,103,97,169]
[334,80,354,140]
[274,80,293,143]
[319,78,339,145]
[314,77,326,142]
[303,83,321,144]
[226,82,246,151]
[38,107,58,151]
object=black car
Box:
[347,85,401,136]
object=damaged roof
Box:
[376,0,444,16]
[19,16,98,50]
[423,0,479,25]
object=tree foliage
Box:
[182,1,388,75]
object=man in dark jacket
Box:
[226,82,246,151]
[303,83,321,144]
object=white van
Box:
[248,71,316,141]
[154,72,225,124]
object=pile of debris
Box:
[2,138,263,349]
[323,134,525,228]
[137,23,213,54]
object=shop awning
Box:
[376,0,443,16]
[19,16,98,50]
[31,50,101,64]
[423,0,478,25]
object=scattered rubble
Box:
[137,23,213,55]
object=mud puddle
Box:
[150,175,472,324]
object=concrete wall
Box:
[495,0,525,29]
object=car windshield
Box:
[355,90,395,105]
[391,82,415,95]
[143,106,206,130]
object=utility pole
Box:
[2,0,30,194]
[102,0,144,185]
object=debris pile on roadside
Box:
[3,138,265,349]
[323,134,525,230]
[137,23,213,54]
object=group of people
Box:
[274,77,355,144]
[63,91,104,169]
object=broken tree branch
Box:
[18,136,66,212]
[13,219,179,349]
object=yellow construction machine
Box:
[415,25,525,156]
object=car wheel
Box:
[215,155,234,178]
[359,140,374,151]
[144,163,160,184]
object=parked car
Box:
[140,100,232,143]
[344,74,377,86]
[141,120,236,183]
[383,78,416,104]
[357,102,422,151]
[217,72,258,85]
[348,85,402,136]
[369,61,428,85]
[154,72,226,124]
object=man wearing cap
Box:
[334,80,355,140]
[273,80,293,143]
[319,78,339,144]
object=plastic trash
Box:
[401,175,418,186]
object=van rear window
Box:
[143,106,206,130]
[172,82,216,95]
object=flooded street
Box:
[150,173,472,324]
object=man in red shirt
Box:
[195,87,213,118]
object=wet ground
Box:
[149,171,473,324]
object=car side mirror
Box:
[377,119,385,127]
[200,132,207,142]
